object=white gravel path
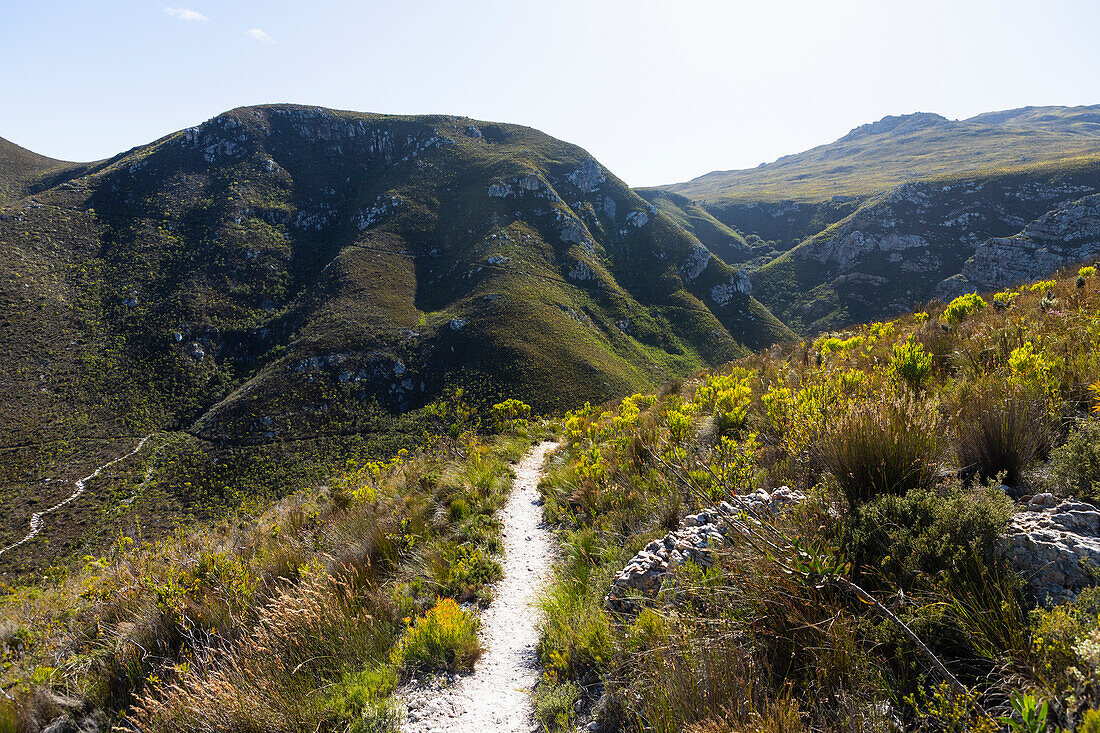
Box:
[402,440,560,733]
[0,434,153,558]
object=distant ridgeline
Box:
[654,105,1100,332]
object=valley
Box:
[4,102,1100,733]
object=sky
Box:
[2,0,1099,187]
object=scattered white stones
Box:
[606,488,805,613]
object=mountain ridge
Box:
[665,104,1100,204]
[0,103,793,569]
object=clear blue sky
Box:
[3,0,1099,186]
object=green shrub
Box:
[1048,417,1100,502]
[847,481,1012,589]
[818,395,944,508]
[533,679,579,732]
[323,666,401,733]
[1080,709,1100,733]
[537,578,613,681]
[889,336,933,391]
[430,544,502,601]
[942,293,986,325]
[393,598,481,673]
[954,383,1050,485]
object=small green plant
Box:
[1079,709,1100,733]
[324,666,401,733]
[942,293,986,325]
[998,690,1047,733]
[393,597,481,673]
[1047,417,1100,502]
[533,678,579,732]
[889,335,933,391]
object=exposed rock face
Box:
[754,171,1100,332]
[606,488,805,613]
[1002,497,1100,604]
[679,242,712,281]
[710,270,752,305]
[568,260,596,281]
[566,159,605,192]
[948,194,1100,293]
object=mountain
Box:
[652,106,1100,332]
[0,104,793,568]
[0,135,85,206]
[751,158,1100,331]
[666,105,1100,205]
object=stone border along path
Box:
[0,435,153,559]
[402,440,561,733]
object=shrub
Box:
[1028,280,1058,293]
[954,383,1050,486]
[889,336,933,391]
[942,293,986,325]
[537,578,613,681]
[847,481,1012,589]
[429,544,502,601]
[818,395,944,508]
[323,666,401,733]
[533,679,579,732]
[392,597,481,673]
[491,398,531,431]
[1047,417,1100,503]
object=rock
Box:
[448,318,467,331]
[1028,492,1059,511]
[465,124,482,138]
[606,488,805,612]
[568,260,596,281]
[951,194,1100,293]
[679,242,711,281]
[42,718,78,733]
[567,159,605,192]
[1002,498,1100,604]
[710,270,752,305]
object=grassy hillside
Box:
[665,106,1100,204]
[0,410,551,731]
[537,266,1100,731]
[0,136,87,207]
[0,105,793,575]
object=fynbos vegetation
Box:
[537,267,1100,731]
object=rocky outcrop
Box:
[606,488,805,613]
[1002,495,1100,604]
[710,270,752,305]
[948,194,1100,293]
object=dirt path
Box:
[0,435,153,559]
[402,440,560,733]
